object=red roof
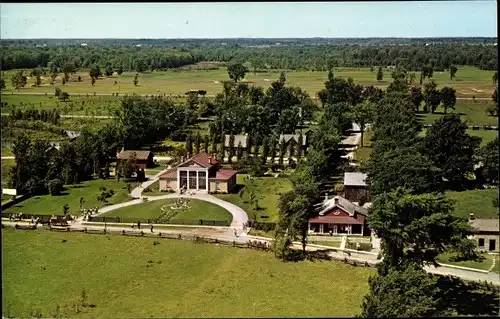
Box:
[187,152,218,168]
[210,169,237,180]
[159,168,177,179]
[309,215,363,225]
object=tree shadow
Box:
[284,249,333,263]
[434,275,500,316]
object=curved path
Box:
[92,193,248,229]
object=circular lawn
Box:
[102,198,233,223]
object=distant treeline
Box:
[1,37,497,71]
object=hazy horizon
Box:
[1,2,497,39]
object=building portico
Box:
[159,152,237,194]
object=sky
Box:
[0,2,497,39]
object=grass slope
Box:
[214,174,293,222]
[2,229,373,318]
[4,179,131,216]
[103,198,233,222]
[446,188,499,219]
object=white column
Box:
[187,169,190,190]
[334,225,337,234]
[206,169,209,192]
[177,169,180,191]
[348,225,352,235]
[196,170,199,190]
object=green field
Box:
[1,229,373,318]
[214,174,293,222]
[4,178,132,216]
[418,127,498,146]
[2,66,496,98]
[102,198,233,222]
[418,101,499,126]
[446,188,499,219]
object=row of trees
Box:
[8,108,61,125]
[1,45,202,71]
[8,125,122,195]
[194,43,498,71]
[2,41,497,72]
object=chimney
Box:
[209,157,213,165]
[469,213,475,220]
[334,196,339,205]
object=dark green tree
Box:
[410,86,424,112]
[423,80,441,113]
[227,63,248,83]
[424,114,481,189]
[368,188,473,272]
[440,87,456,114]
[11,71,27,89]
[376,67,383,81]
[89,64,101,78]
[449,65,458,80]
[361,265,444,317]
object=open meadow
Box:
[1,65,496,98]
[2,228,373,318]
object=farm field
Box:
[418,101,498,126]
[3,178,132,216]
[1,66,496,98]
[446,188,499,219]
[1,229,373,318]
[214,174,293,222]
[102,198,233,222]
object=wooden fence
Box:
[88,216,230,226]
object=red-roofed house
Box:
[159,152,237,194]
[308,195,370,236]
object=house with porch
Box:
[308,195,370,236]
[159,152,237,194]
[468,215,499,253]
[116,150,154,169]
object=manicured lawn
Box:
[446,188,499,219]
[142,180,167,196]
[4,179,132,216]
[438,251,496,272]
[2,229,373,318]
[2,66,495,98]
[214,174,293,222]
[103,198,233,222]
[353,128,373,165]
[418,101,498,126]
